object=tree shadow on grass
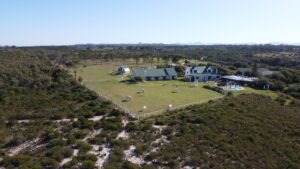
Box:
[119,80,138,85]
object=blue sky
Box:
[1,0,300,46]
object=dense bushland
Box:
[127,94,300,169]
[0,50,114,153]
[0,46,300,169]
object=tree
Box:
[162,56,169,65]
[73,70,77,79]
[252,63,258,77]
[78,76,83,82]
[135,57,139,66]
[171,55,182,63]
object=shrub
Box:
[126,122,139,132]
[76,141,92,153]
[47,139,66,148]
[122,161,139,169]
[40,157,59,169]
[78,118,93,129]
[47,146,64,161]
[66,135,76,145]
[9,155,32,167]
[62,147,73,158]
[134,76,143,81]
[74,129,89,139]
[102,118,122,131]
[203,85,226,95]
[80,160,95,169]
[109,109,124,117]
[78,153,97,162]
[135,143,147,156]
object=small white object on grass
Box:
[140,106,147,112]
[124,96,132,102]
[138,88,145,94]
[167,104,172,111]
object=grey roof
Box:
[165,68,177,76]
[132,68,177,78]
[222,75,257,82]
[146,69,166,77]
[188,66,218,74]
[132,68,147,77]
[190,66,206,73]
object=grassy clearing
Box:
[73,63,222,115]
[73,60,279,115]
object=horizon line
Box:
[2,42,300,48]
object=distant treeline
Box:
[1,45,300,99]
[1,44,300,68]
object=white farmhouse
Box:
[118,66,130,75]
[185,65,220,82]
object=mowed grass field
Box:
[73,60,279,115]
[237,86,278,99]
[73,62,222,115]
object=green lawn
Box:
[73,61,279,116]
[74,64,222,115]
[238,87,278,99]
[221,86,279,99]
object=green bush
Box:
[135,143,147,156]
[9,155,32,167]
[134,76,143,81]
[40,157,59,169]
[203,85,226,95]
[80,160,96,169]
[78,153,97,162]
[76,141,92,153]
[47,139,66,148]
[62,147,73,158]
[122,161,139,169]
[47,146,64,161]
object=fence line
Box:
[139,95,224,119]
[96,92,140,119]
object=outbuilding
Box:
[131,68,177,81]
[118,65,130,75]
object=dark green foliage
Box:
[129,94,300,169]
[134,76,143,82]
[0,50,114,150]
[80,160,96,169]
[135,143,147,156]
[76,141,92,153]
[122,161,140,169]
[203,85,226,95]
[1,46,300,169]
[101,117,123,131]
[40,157,59,169]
